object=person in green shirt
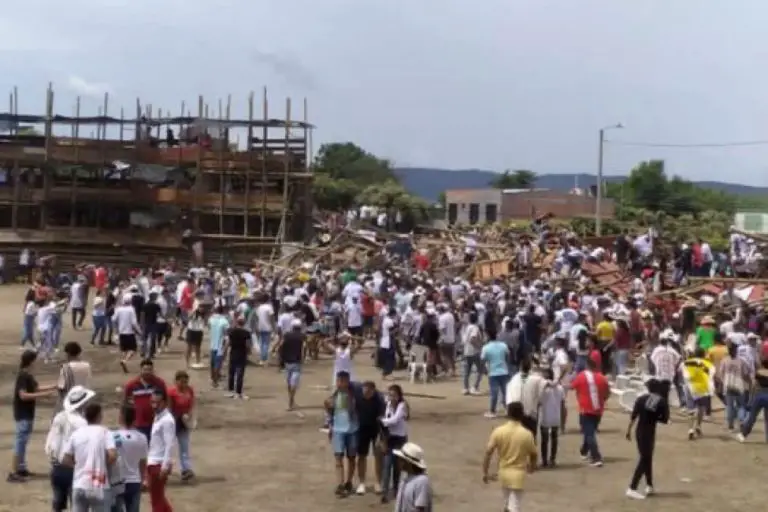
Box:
[695,316,717,351]
[341,268,357,286]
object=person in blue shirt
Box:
[481,329,510,418]
[207,306,230,388]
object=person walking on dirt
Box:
[624,378,670,500]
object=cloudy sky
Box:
[2,0,768,184]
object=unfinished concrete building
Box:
[0,84,313,269]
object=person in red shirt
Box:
[587,339,603,374]
[571,358,611,467]
[94,265,107,293]
[178,279,195,341]
[361,293,375,339]
[168,370,196,481]
[413,251,430,272]
[123,359,167,442]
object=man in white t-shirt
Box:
[345,296,364,338]
[112,404,149,512]
[62,402,118,511]
[46,386,95,512]
[254,295,275,366]
[379,310,397,378]
[437,304,456,376]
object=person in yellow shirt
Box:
[483,402,537,512]
[706,337,728,367]
[595,313,615,344]
[681,347,715,440]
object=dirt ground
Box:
[0,284,765,512]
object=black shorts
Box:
[357,428,379,457]
[186,329,203,347]
[363,316,374,328]
[348,326,363,338]
[119,334,138,353]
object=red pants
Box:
[147,464,173,512]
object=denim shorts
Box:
[14,419,33,457]
[210,350,224,370]
[332,431,358,457]
[284,363,302,388]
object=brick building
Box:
[444,188,615,225]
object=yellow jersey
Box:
[595,320,615,343]
[487,420,537,490]
[681,357,715,399]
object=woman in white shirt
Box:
[185,308,206,369]
[20,289,38,348]
[380,384,409,503]
[378,309,398,379]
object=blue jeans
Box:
[14,419,33,470]
[257,331,271,362]
[613,349,629,375]
[574,354,588,373]
[21,314,35,346]
[51,463,73,511]
[381,435,407,498]
[462,354,483,390]
[92,315,107,344]
[284,362,302,389]
[488,374,508,413]
[741,389,768,441]
[579,414,602,462]
[72,488,111,512]
[177,430,192,472]
[111,482,141,512]
[725,391,748,430]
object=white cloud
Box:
[66,75,112,98]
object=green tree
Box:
[489,169,537,189]
[312,173,359,212]
[357,181,429,229]
[313,142,397,186]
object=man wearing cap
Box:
[45,385,96,512]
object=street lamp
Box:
[596,123,623,236]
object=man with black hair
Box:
[9,350,57,483]
[146,387,175,512]
[123,359,167,443]
[625,378,669,500]
[112,405,148,512]
[62,403,118,511]
[483,402,537,512]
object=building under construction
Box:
[0,84,313,269]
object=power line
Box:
[605,139,768,148]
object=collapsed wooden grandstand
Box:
[0,84,314,268]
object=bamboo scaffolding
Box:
[244,92,254,236]
[260,87,268,237]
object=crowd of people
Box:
[7,224,768,511]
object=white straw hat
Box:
[393,442,427,469]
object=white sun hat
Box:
[63,385,96,413]
[393,442,427,470]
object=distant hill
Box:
[394,168,768,202]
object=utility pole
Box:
[596,123,623,236]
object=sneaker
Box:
[483,412,497,419]
[580,454,590,461]
[645,486,654,496]
[695,427,702,437]
[15,469,32,478]
[6,472,25,483]
[625,489,645,500]
[319,426,330,434]
[227,393,236,398]
[356,483,366,495]
[373,483,382,494]
[737,433,746,443]
[334,484,345,496]
[687,429,695,441]
[590,460,603,468]
[238,394,250,401]
[343,481,353,494]
[181,470,195,482]
[462,389,470,396]
[470,387,480,395]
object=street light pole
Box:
[595,123,623,236]
[596,128,605,236]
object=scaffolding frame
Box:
[0,83,314,259]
